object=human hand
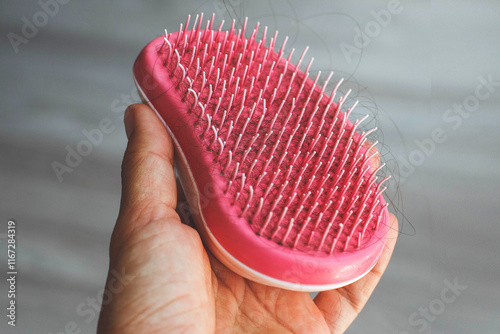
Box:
[97,103,398,333]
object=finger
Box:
[363,140,380,171]
[112,103,179,253]
[314,213,398,333]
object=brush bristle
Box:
[158,14,389,254]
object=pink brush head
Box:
[133,13,391,291]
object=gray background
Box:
[1,0,499,333]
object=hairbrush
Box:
[133,13,391,291]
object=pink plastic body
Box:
[133,35,390,291]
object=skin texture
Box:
[97,103,398,334]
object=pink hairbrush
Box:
[133,14,391,291]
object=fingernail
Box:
[124,107,135,139]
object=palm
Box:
[210,254,333,333]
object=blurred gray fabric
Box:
[1,1,499,333]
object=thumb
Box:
[98,103,215,333]
[111,103,179,257]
